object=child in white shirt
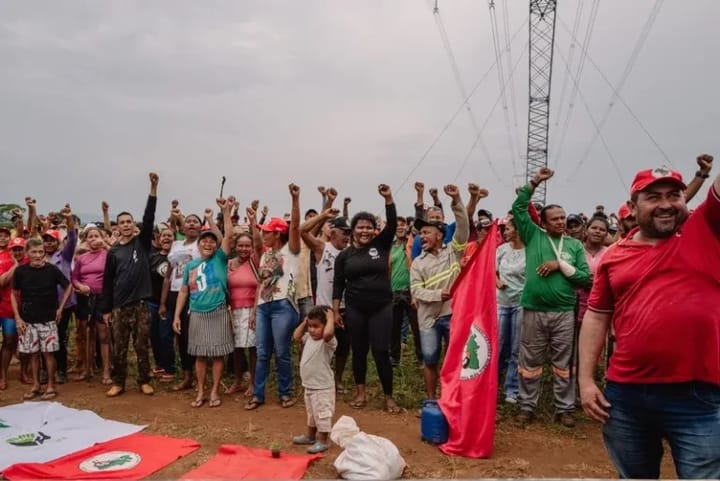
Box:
[292,305,336,453]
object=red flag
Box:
[438,222,498,458]
[180,444,321,480]
[3,433,199,480]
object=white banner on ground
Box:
[0,401,144,472]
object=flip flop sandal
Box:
[191,398,207,408]
[280,397,295,408]
[23,389,42,400]
[244,398,264,410]
[209,398,222,408]
[41,390,59,400]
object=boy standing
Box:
[11,238,72,400]
[292,306,336,454]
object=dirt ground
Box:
[0,368,676,479]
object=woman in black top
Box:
[333,184,400,412]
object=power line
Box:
[453,41,530,182]
[396,10,527,192]
[556,13,674,168]
[553,0,584,130]
[432,5,498,182]
[500,0,524,164]
[488,0,519,176]
[553,45,627,190]
[552,0,600,169]
[570,0,666,171]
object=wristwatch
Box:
[696,170,710,179]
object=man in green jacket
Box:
[512,168,591,427]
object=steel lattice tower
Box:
[526,0,558,204]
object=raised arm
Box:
[301,208,336,260]
[445,184,470,249]
[288,183,301,254]
[343,197,351,219]
[512,168,554,244]
[59,205,77,261]
[685,154,713,204]
[246,205,263,260]
[220,197,234,256]
[414,182,425,220]
[25,197,38,236]
[375,184,397,248]
[140,172,159,249]
[102,201,111,232]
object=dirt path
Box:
[0,373,640,479]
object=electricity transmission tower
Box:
[526,0,558,204]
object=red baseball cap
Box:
[617,203,632,220]
[630,167,686,196]
[43,229,62,241]
[259,218,289,234]
[9,237,25,249]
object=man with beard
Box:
[579,155,720,479]
[512,168,591,428]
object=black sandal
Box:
[244,397,264,410]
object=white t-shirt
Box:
[258,243,300,306]
[315,243,342,308]
[300,333,337,389]
[168,240,200,292]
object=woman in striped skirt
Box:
[173,198,234,408]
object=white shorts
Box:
[19,321,59,354]
[231,307,256,348]
[304,387,335,433]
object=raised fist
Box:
[534,167,554,182]
[101,201,109,212]
[149,172,159,186]
[378,184,392,199]
[327,188,338,201]
[289,184,300,197]
[429,187,439,198]
[414,182,425,193]
[468,183,489,199]
[171,199,179,209]
[443,184,460,199]
[344,197,352,205]
[697,154,714,174]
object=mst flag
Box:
[3,433,199,480]
[438,222,498,458]
[0,402,144,472]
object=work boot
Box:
[554,412,575,428]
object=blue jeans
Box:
[253,299,299,402]
[147,302,176,374]
[419,315,450,365]
[603,381,720,479]
[498,304,522,399]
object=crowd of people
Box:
[0,154,717,473]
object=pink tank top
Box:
[227,258,259,309]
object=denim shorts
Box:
[419,315,451,365]
[0,317,17,336]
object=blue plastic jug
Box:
[420,400,448,444]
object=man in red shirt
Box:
[579,155,720,479]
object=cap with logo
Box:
[414,218,447,235]
[630,167,686,196]
[259,218,289,234]
[9,237,25,249]
[42,229,62,241]
[329,216,351,231]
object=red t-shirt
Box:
[588,185,720,384]
[0,250,16,318]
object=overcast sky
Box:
[0,0,717,223]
